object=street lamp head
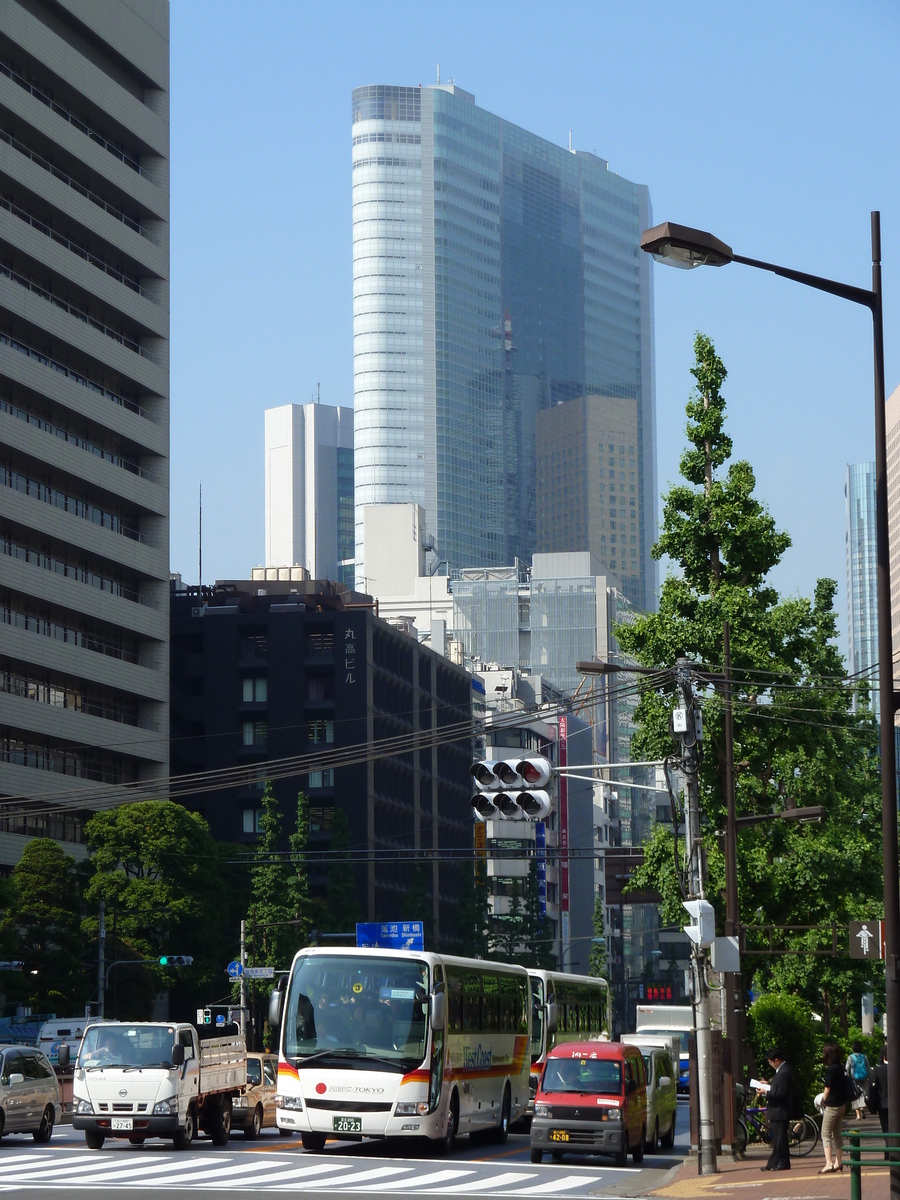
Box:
[640,221,734,269]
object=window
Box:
[308,631,334,655]
[242,677,267,702]
[178,1030,195,1059]
[309,720,334,744]
[242,807,263,834]
[309,806,333,833]
[263,1058,277,1086]
[241,635,267,659]
[242,721,267,748]
[307,676,333,702]
[308,768,334,789]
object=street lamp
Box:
[643,213,897,1192]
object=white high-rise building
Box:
[264,404,354,587]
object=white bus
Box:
[269,947,531,1151]
[527,970,612,1102]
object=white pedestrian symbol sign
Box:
[849,919,883,960]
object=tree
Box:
[588,892,608,980]
[620,332,883,1022]
[0,839,87,1012]
[522,857,554,969]
[452,857,490,959]
[249,786,314,970]
[316,808,361,936]
[84,801,227,1016]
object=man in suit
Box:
[762,1046,796,1171]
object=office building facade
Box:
[845,462,878,717]
[351,83,656,610]
[265,403,354,589]
[0,1,170,869]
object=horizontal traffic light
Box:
[470,757,553,791]
[471,788,552,822]
[159,955,193,967]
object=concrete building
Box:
[0,1,170,871]
[845,462,878,717]
[535,395,643,605]
[351,83,656,611]
[170,575,473,942]
[265,403,354,589]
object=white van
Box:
[630,1040,677,1151]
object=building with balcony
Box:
[0,0,170,870]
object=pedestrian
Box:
[869,1045,890,1158]
[761,1046,796,1172]
[820,1041,848,1173]
[846,1040,871,1118]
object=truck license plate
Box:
[332,1115,362,1134]
[549,1129,570,1142]
[111,1117,133,1131]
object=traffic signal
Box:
[196,1007,211,1025]
[159,955,194,967]
[682,899,715,948]
[470,757,553,821]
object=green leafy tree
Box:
[746,992,819,1111]
[84,801,226,1015]
[250,786,314,970]
[588,893,608,980]
[452,857,490,958]
[315,808,361,936]
[522,857,554,969]
[621,332,883,1024]
[0,839,87,1012]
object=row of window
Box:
[0,735,128,783]
[1,465,142,542]
[2,397,145,478]
[0,806,85,843]
[1,528,140,603]
[1,595,139,664]
[242,801,336,836]
[0,662,139,726]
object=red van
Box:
[530,1041,648,1165]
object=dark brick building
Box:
[170,576,473,943]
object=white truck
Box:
[72,1021,246,1150]
[634,1004,693,1094]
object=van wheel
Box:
[632,1127,645,1163]
[278,1127,294,1137]
[33,1106,54,1144]
[244,1105,263,1140]
[614,1133,628,1168]
[661,1108,676,1150]
[85,1131,105,1151]
[301,1131,327,1150]
[530,1148,543,1163]
[493,1087,511,1144]
[646,1118,659,1153]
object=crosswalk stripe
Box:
[35,1155,287,1187]
[155,1157,359,1187]
[427,1171,538,1192]
[514,1175,603,1195]
[0,1155,167,1181]
[291,1165,416,1189]
[362,1168,475,1189]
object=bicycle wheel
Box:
[734,1118,748,1156]
[789,1115,819,1157]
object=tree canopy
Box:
[620,332,883,1029]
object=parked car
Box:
[530,1040,647,1166]
[231,1053,279,1139]
[639,1045,677,1151]
[0,1044,64,1142]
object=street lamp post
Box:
[642,213,898,1195]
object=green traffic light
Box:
[159,956,168,966]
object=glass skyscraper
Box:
[845,462,878,718]
[352,83,656,611]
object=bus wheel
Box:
[301,1131,327,1151]
[435,1094,458,1155]
[493,1087,511,1144]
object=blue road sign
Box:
[215,1014,225,1026]
[226,960,244,978]
[356,921,424,951]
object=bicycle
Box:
[735,1097,820,1158]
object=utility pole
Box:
[97,900,106,1019]
[676,659,717,1175]
[240,919,248,1046]
[722,623,745,1094]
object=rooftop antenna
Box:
[437,63,440,84]
[198,480,202,587]
[568,130,573,153]
[317,382,320,404]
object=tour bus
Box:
[268,947,531,1151]
[528,971,612,1105]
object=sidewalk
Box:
[650,1135,891,1200]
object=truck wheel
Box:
[301,1131,327,1150]
[173,1106,196,1150]
[128,1135,146,1145]
[209,1096,232,1147]
[244,1105,263,1140]
[85,1131,105,1151]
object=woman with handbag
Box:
[820,1042,849,1173]
[846,1040,872,1118]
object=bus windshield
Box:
[529,974,544,1058]
[283,955,429,1071]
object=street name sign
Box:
[244,966,275,980]
[356,921,424,951]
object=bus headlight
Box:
[395,1102,429,1116]
[276,1094,304,1111]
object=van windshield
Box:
[543,1056,622,1094]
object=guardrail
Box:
[844,1128,900,1200]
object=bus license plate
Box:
[333,1115,362,1134]
[549,1129,570,1142]
[111,1118,133,1131]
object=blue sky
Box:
[170,0,899,651]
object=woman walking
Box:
[846,1040,871,1119]
[820,1042,848,1174]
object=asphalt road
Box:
[0,1105,690,1198]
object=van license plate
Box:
[549,1129,570,1142]
[333,1115,362,1134]
[111,1118,133,1131]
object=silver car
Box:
[0,1045,62,1143]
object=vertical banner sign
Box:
[535,821,547,916]
[559,716,570,963]
[474,821,486,879]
